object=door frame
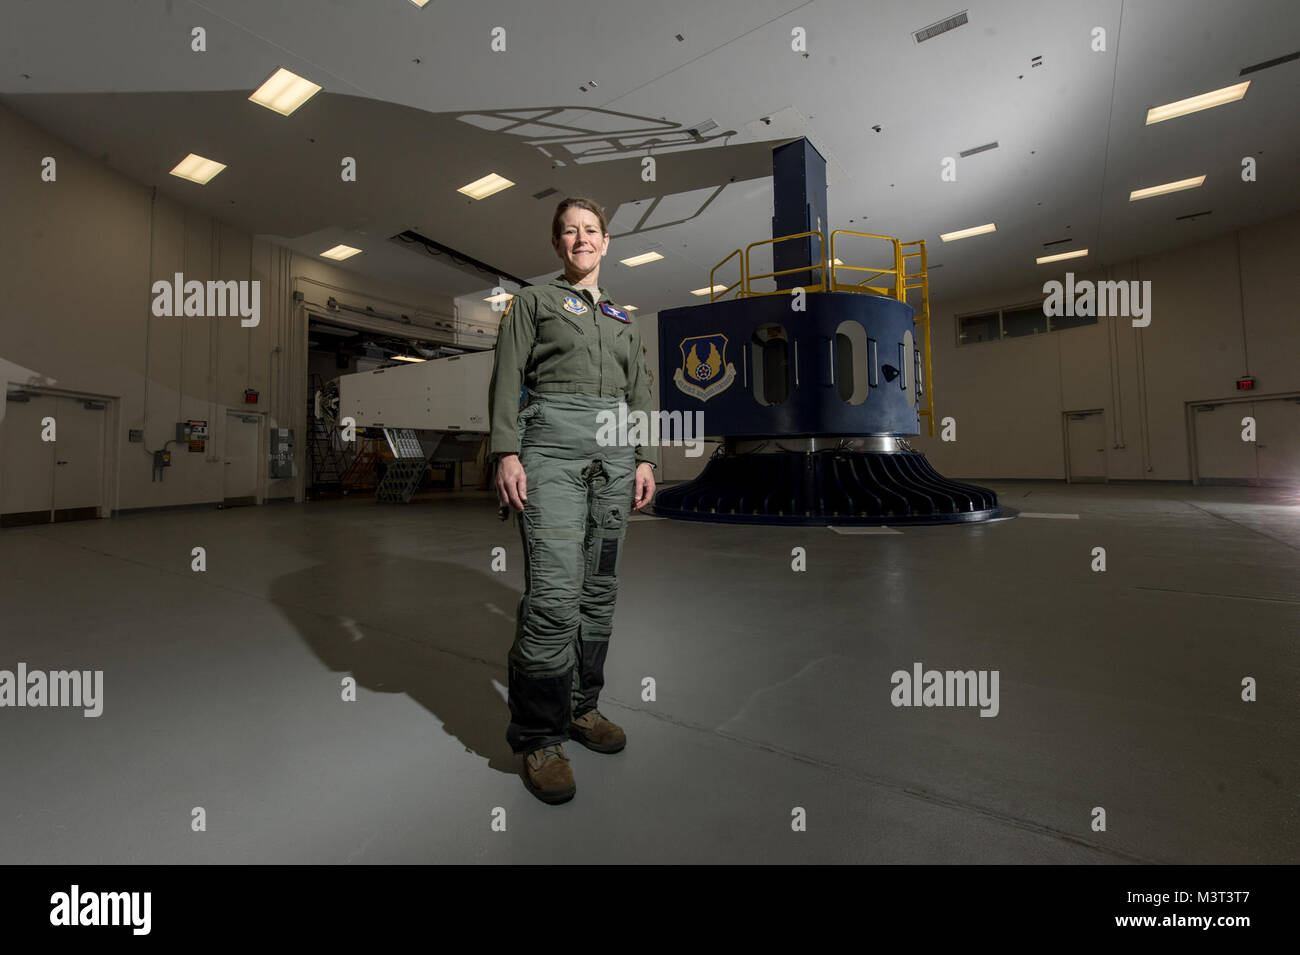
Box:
[1,384,119,522]
[1185,390,1300,487]
[1062,407,1107,484]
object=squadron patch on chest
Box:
[600,302,630,323]
[561,295,589,315]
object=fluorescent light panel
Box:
[940,223,996,242]
[1129,176,1206,201]
[458,173,514,199]
[320,245,362,260]
[690,285,727,296]
[1145,82,1249,125]
[169,153,226,184]
[1036,249,1089,264]
[483,292,514,304]
[619,251,663,267]
[249,68,322,116]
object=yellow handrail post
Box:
[709,248,744,303]
[900,238,933,437]
[743,230,827,296]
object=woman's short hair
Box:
[551,197,608,241]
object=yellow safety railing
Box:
[739,230,827,298]
[829,231,904,299]
[707,228,934,435]
[709,248,744,301]
[900,239,934,437]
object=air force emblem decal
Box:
[674,333,736,401]
[562,295,589,315]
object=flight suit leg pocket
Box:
[587,502,627,579]
[516,400,543,441]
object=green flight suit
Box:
[487,275,658,755]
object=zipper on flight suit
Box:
[551,312,586,336]
[578,285,604,394]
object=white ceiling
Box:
[2,0,1298,311]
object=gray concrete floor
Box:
[1,480,1297,863]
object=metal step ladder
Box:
[307,373,345,493]
[374,428,438,504]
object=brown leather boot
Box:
[522,744,575,804]
[569,709,626,753]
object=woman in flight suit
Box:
[487,197,659,804]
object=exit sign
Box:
[244,389,259,404]
[1236,376,1255,391]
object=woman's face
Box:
[553,207,609,278]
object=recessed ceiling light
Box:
[483,292,514,304]
[1129,176,1205,201]
[623,305,638,311]
[458,173,514,199]
[249,68,322,116]
[408,0,431,7]
[320,245,362,260]
[690,285,727,296]
[169,153,226,184]
[940,223,996,242]
[1036,249,1089,264]
[1145,82,1249,125]
[619,251,664,267]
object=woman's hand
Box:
[632,461,656,511]
[496,453,528,511]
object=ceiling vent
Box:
[958,141,998,158]
[686,119,719,138]
[533,187,558,199]
[913,11,968,44]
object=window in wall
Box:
[1003,305,1048,338]
[957,302,1097,346]
[1049,312,1096,331]
[958,312,1000,344]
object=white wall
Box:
[912,213,1300,480]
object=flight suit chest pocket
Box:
[539,311,586,338]
[587,503,627,578]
